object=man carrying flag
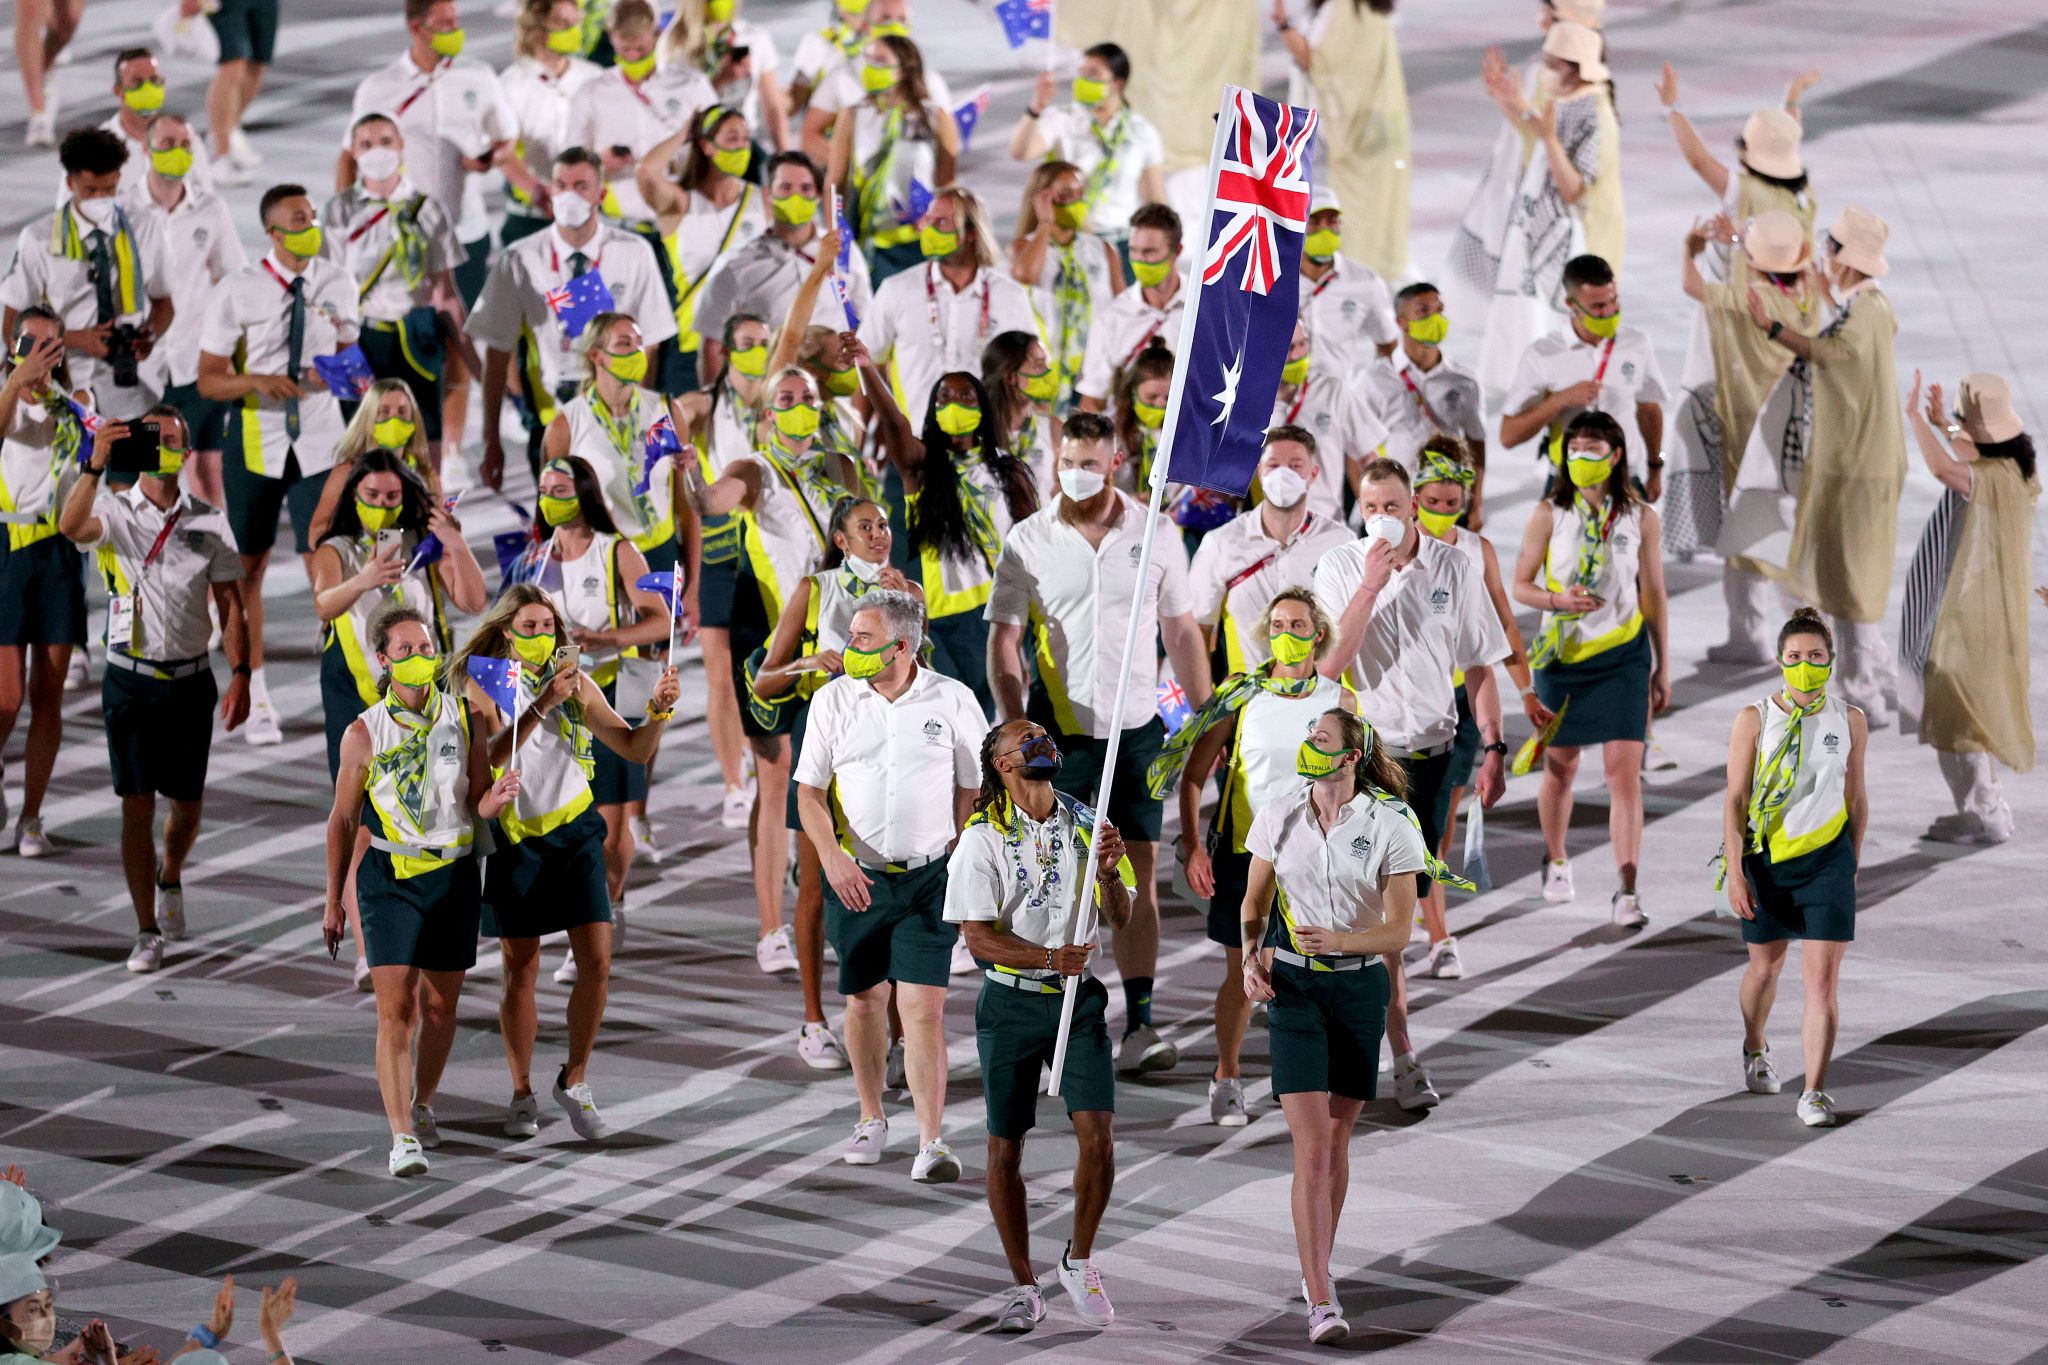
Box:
[469,147,674,488]
[945,717,1133,1334]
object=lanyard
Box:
[590,390,642,461]
[1120,314,1166,370]
[260,259,299,295]
[1399,367,1445,431]
[393,61,448,120]
[1308,262,1338,302]
[137,504,184,583]
[547,238,604,280]
[1223,513,1314,593]
[1590,335,1616,386]
[349,204,392,244]
[925,263,992,353]
[621,70,658,113]
[677,186,754,306]
[1281,381,1308,428]
[761,443,832,551]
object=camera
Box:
[106,322,143,388]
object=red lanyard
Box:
[1590,336,1616,386]
[393,60,448,120]
[548,239,604,279]
[1223,513,1314,593]
[1399,367,1445,431]
[141,505,184,576]
[1281,382,1308,427]
[260,260,296,293]
[349,204,393,244]
[1308,263,1338,302]
[1121,317,1165,370]
[926,263,992,350]
[620,70,657,113]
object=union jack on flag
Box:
[634,414,682,496]
[544,269,614,339]
[1162,86,1318,500]
[1156,676,1194,735]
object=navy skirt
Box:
[1535,625,1652,748]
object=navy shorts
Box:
[1033,695,1166,844]
[224,450,324,557]
[358,848,482,972]
[1268,956,1390,1101]
[976,974,1115,1140]
[104,662,216,801]
[482,806,613,939]
[0,536,86,647]
[209,0,278,63]
[1740,832,1857,944]
[824,856,957,996]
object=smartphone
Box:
[551,643,580,677]
[727,44,751,63]
[11,332,34,362]
[107,420,162,475]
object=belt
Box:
[984,968,1078,994]
[1272,947,1370,973]
[364,318,404,332]
[369,834,472,861]
[0,509,47,525]
[105,651,208,681]
[1379,739,1453,761]
[857,851,942,873]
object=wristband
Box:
[233,664,252,677]
[1768,321,1784,340]
[1483,741,1508,756]
[646,707,673,721]
[1025,107,1042,119]
[268,1352,290,1364]
[82,466,103,478]
[1518,683,1536,697]
[191,1325,221,1349]
[1045,946,1054,971]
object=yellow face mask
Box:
[1281,354,1310,386]
[1295,739,1353,780]
[1053,200,1089,232]
[823,366,860,397]
[1416,505,1461,538]
[842,640,898,680]
[728,344,768,378]
[276,224,323,258]
[1130,257,1173,288]
[772,193,818,225]
[1132,400,1164,430]
[774,403,822,439]
[605,350,649,384]
[1072,77,1109,107]
[372,417,415,449]
[1566,454,1614,489]
[935,402,982,437]
[1269,630,1317,667]
[1781,659,1831,695]
[1575,305,1622,340]
[919,225,958,258]
[539,494,581,526]
[427,27,466,58]
[356,499,400,532]
[706,0,736,20]
[1406,313,1449,346]
[149,146,194,180]
[511,631,556,667]
[711,146,752,178]
[1022,368,1060,402]
[544,26,582,54]
[618,52,658,82]
[860,62,899,93]
[122,81,167,113]
[1304,228,1340,261]
[388,653,438,688]
[155,447,186,478]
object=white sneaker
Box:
[388,1134,428,1178]
[212,159,251,187]
[157,872,186,941]
[553,953,579,985]
[1541,858,1574,903]
[756,927,797,974]
[64,651,89,692]
[1308,1300,1350,1345]
[1796,1089,1836,1127]
[15,818,50,858]
[949,935,976,975]
[1611,891,1647,928]
[1056,1245,1114,1327]
[243,699,284,746]
[884,1039,907,1091]
[995,1283,1046,1333]
[844,1116,887,1165]
[228,127,263,169]
[354,956,374,992]
[720,784,752,830]
[1208,1077,1249,1127]
[797,1021,849,1070]
[1744,1046,1782,1095]
[1423,935,1464,980]
[126,932,165,974]
[1116,1023,1177,1074]
[629,813,660,863]
[553,1070,611,1140]
[910,1138,961,1184]
[503,1093,540,1138]
[411,1102,442,1149]
[1394,1059,1441,1112]
[25,105,56,149]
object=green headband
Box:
[1417,450,1475,489]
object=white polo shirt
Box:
[1077,279,1183,403]
[197,252,361,478]
[1501,324,1669,469]
[987,489,1193,740]
[1035,104,1166,239]
[1362,351,1486,476]
[858,261,1039,422]
[1268,370,1389,522]
[498,55,603,215]
[1189,506,1353,671]
[86,485,242,662]
[350,53,519,245]
[563,66,718,224]
[793,664,984,865]
[694,227,875,346]
[1245,784,1430,938]
[123,183,244,390]
[321,180,465,324]
[467,224,676,399]
[0,203,174,421]
[1299,256,1396,376]
[1311,532,1509,752]
[944,795,1135,968]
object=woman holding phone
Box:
[450,585,679,1144]
[322,605,521,1179]
[1239,708,1431,1346]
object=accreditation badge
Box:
[106,590,141,654]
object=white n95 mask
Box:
[1059,468,1107,501]
[1365,514,1406,549]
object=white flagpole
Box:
[1043,0,1057,75]
[509,666,523,780]
[1048,84,1240,1098]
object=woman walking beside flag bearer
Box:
[452,586,679,1145]
[946,717,1133,1334]
[1240,707,1433,1346]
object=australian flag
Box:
[994,0,1052,49]
[635,570,681,617]
[832,202,860,328]
[313,344,374,400]
[493,524,553,589]
[953,86,991,150]
[65,398,101,466]
[466,655,522,719]
[406,492,461,571]
[1162,87,1318,499]
[546,269,615,340]
[635,414,683,496]
[891,177,934,228]
[1157,675,1194,735]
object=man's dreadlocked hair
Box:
[971,719,1022,824]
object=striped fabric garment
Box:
[1896,485,1965,684]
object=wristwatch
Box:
[1768,321,1784,340]
[1483,741,1508,757]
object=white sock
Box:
[250,665,271,703]
[1395,1050,1418,1071]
